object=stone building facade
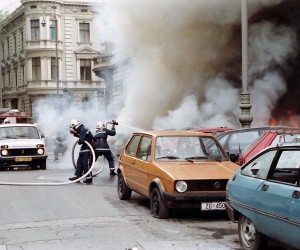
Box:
[0,0,106,117]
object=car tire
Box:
[118,172,132,200]
[39,160,47,170]
[150,187,169,219]
[238,214,267,250]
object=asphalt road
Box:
[0,155,288,250]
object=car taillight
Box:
[236,157,243,166]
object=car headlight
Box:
[1,149,8,156]
[175,181,187,193]
[37,148,44,155]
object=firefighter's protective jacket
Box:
[93,127,116,151]
[73,124,93,152]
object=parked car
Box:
[117,130,239,219]
[226,140,300,250]
[214,126,291,163]
[236,127,300,165]
[0,123,47,169]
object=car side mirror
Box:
[227,152,238,162]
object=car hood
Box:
[1,139,44,148]
[155,161,238,180]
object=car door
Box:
[122,134,141,188]
[255,149,300,247]
[133,135,153,196]
[237,150,276,215]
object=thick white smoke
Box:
[98,0,297,130]
[33,96,107,168]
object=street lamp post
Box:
[53,10,59,97]
[41,6,59,97]
[239,0,253,128]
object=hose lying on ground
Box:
[72,140,104,177]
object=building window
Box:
[13,34,17,53]
[80,59,91,80]
[8,71,11,86]
[21,31,24,50]
[7,38,10,57]
[14,68,18,86]
[22,65,25,85]
[79,23,90,43]
[50,20,57,41]
[32,57,41,80]
[31,19,40,40]
[51,57,58,80]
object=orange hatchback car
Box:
[117,130,239,218]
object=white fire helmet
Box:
[96,121,105,130]
[4,118,10,124]
[70,119,80,129]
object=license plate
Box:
[201,202,226,211]
[15,157,32,162]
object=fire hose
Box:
[72,140,104,177]
[0,140,95,186]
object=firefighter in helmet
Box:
[3,118,10,124]
[69,119,94,183]
[93,120,116,176]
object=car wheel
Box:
[118,172,132,200]
[150,187,169,219]
[238,214,267,250]
[39,160,46,170]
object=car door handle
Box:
[131,160,135,164]
[261,184,269,191]
[292,190,300,199]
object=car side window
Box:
[269,150,300,185]
[125,135,141,157]
[241,150,276,179]
[136,136,152,162]
[228,131,260,153]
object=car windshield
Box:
[155,136,228,161]
[0,126,40,139]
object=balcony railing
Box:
[2,80,106,94]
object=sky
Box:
[0,0,21,13]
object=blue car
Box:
[226,141,300,250]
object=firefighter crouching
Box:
[93,120,117,176]
[69,119,94,184]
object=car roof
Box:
[188,127,233,133]
[0,123,36,128]
[132,130,212,137]
[215,126,293,137]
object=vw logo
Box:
[214,182,221,189]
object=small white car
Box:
[0,123,47,170]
